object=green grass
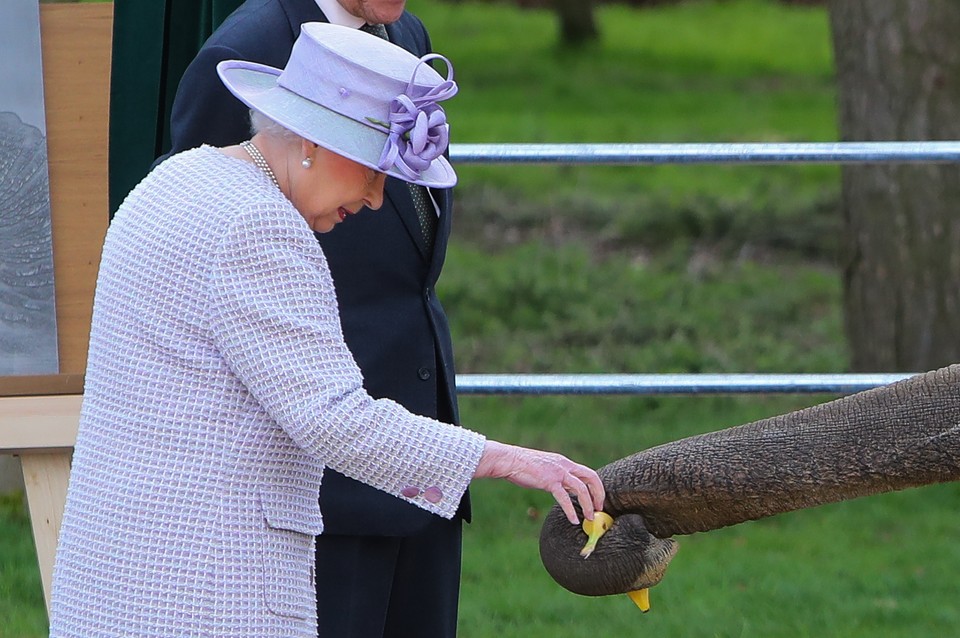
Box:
[8,1,959,637]
[0,494,47,637]
[442,242,843,374]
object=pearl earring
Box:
[301,157,313,169]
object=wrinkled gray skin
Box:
[540,365,960,597]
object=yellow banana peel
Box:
[579,511,614,558]
[627,588,651,613]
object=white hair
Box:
[249,110,302,144]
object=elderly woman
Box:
[47,23,603,638]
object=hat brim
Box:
[218,61,456,189]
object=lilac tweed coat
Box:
[48,147,486,637]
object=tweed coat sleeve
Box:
[207,201,485,519]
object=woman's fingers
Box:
[550,484,579,524]
[574,464,606,513]
[566,473,595,522]
[560,465,605,524]
[474,440,606,524]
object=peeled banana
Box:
[579,511,614,558]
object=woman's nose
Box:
[365,173,387,210]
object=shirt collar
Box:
[315,0,366,29]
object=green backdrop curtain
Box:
[109,0,244,212]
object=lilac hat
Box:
[217,22,457,188]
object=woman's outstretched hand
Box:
[474,440,605,525]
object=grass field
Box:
[6,1,960,636]
[0,494,46,636]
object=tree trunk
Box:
[555,0,599,47]
[828,1,960,371]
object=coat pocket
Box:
[259,485,323,620]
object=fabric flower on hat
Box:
[373,70,457,181]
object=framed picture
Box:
[0,0,59,376]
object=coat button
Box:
[423,487,443,503]
[417,367,431,381]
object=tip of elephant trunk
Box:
[540,508,679,597]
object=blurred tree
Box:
[828,0,960,371]
[469,0,602,45]
[555,0,599,46]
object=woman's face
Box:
[293,147,387,234]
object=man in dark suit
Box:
[165,1,467,635]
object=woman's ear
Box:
[300,139,319,163]
[299,139,319,170]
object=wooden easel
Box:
[0,396,80,614]
[0,2,112,614]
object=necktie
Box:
[360,22,438,251]
[360,22,388,40]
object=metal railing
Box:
[450,141,960,165]
[446,141,958,396]
[455,373,917,396]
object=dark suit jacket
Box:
[166,0,466,536]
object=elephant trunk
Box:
[540,364,960,596]
[604,364,960,537]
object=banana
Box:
[627,588,651,613]
[579,511,614,558]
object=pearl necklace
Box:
[240,140,281,191]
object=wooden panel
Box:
[0,3,114,397]
[43,2,113,378]
[0,394,80,453]
[0,373,83,397]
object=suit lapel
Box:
[429,187,452,273]
[384,20,409,50]
[384,178,434,261]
